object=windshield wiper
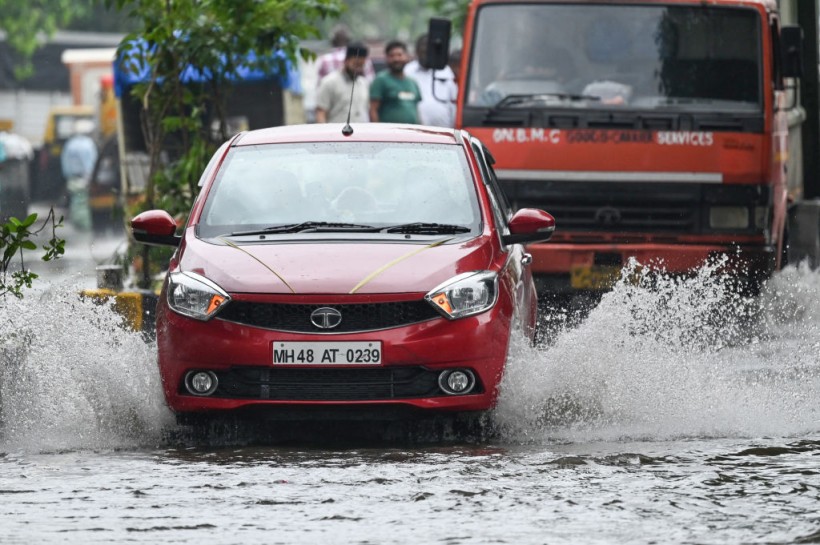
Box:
[380,222,471,235]
[230,221,471,236]
[492,93,601,110]
[230,221,376,236]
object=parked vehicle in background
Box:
[131,123,555,421]
[429,0,820,295]
[88,135,122,234]
[33,104,95,203]
[0,131,35,223]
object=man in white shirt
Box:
[404,34,458,127]
[315,43,370,124]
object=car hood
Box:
[177,231,496,294]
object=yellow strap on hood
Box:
[349,238,453,294]
[218,237,296,294]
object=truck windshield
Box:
[467,4,762,112]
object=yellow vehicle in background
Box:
[34,104,95,203]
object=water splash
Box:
[0,286,173,452]
[495,260,820,443]
[3,262,820,451]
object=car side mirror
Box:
[781,25,803,79]
[131,210,181,247]
[502,208,555,245]
[427,17,452,70]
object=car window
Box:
[481,146,513,220]
[471,141,509,234]
[197,141,231,188]
[199,142,481,235]
[55,115,94,141]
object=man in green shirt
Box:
[369,41,421,124]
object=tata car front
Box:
[132,124,554,419]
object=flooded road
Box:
[1,258,819,543]
[3,438,819,544]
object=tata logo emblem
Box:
[594,206,622,226]
[310,307,343,329]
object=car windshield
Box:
[198,141,481,238]
[467,4,762,112]
[55,114,94,141]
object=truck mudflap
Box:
[527,241,776,293]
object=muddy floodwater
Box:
[1,263,819,544]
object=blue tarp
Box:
[113,38,302,98]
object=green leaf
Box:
[0,0,94,79]
[0,205,64,298]
[21,213,38,227]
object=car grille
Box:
[202,366,472,401]
[217,300,440,332]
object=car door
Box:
[470,138,538,336]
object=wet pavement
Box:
[1,207,820,544]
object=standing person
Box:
[60,119,98,230]
[369,41,422,124]
[315,42,370,124]
[316,25,375,85]
[404,34,458,127]
[448,49,462,86]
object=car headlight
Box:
[425,271,499,319]
[167,271,230,320]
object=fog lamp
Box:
[185,371,218,396]
[438,369,476,395]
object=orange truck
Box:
[429,0,820,294]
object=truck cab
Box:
[443,0,801,293]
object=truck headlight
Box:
[709,206,749,229]
[167,271,230,320]
[425,271,498,319]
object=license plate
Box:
[272,342,382,365]
[570,265,622,290]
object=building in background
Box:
[0,31,123,147]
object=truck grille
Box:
[218,300,440,333]
[504,181,768,234]
[540,202,697,232]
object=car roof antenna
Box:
[342,72,356,136]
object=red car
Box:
[132,123,554,421]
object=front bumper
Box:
[528,240,776,293]
[156,294,514,415]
